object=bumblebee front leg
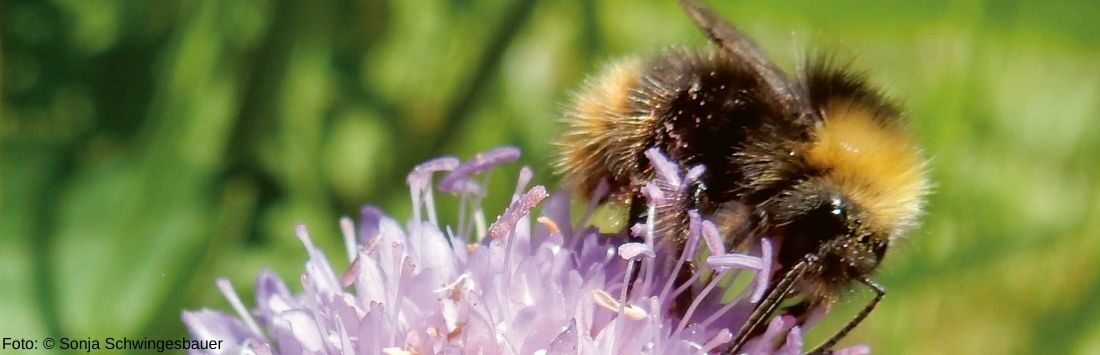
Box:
[806,277,885,355]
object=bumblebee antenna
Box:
[726,254,818,354]
[676,0,814,120]
[806,276,886,354]
[727,264,886,354]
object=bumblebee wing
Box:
[676,0,814,120]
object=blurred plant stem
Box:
[423,0,539,158]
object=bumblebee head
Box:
[766,180,888,280]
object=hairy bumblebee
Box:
[555,0,930,353]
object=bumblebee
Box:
[555,0,930,353]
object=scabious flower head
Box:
[184,147,869,354]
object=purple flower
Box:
[183,147,868,354]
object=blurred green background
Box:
[2,0,1097,353]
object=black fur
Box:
[618,47,894,305]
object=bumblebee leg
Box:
[691,180,709,208]
[623,191,649,296]
[726,254,818,354]
[709,200,762,252]
[627,190,649,229]
[806,277,885,355]
[782,299,815,324]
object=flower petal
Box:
[184,147,837,355]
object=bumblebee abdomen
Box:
[556,57,650,199]
[557,49,787,202]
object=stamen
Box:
[697,278,751,330]
[642,182,665,204]
[591,289,647,320]
[406,156,459,228]
[613,259,636,354]
[692,253,767,330]
[473,206,487,241]
[340,255,361,288]
[668,264,703,304]
[684,165,706,184]
[641,182,660,296]
[740,315,797,354]
[339,216,356,262]
[473,173,493,239]
[537,216,560,234]
[406,157,461,187]
[618,243,655,260]
[779,325,804,354]
[433,273,474,299]
[439,146,520,193]
[674,269,727,336]
[486,189,549,321]
[295,224,339,292]
[659,211,703,308]
[512,166,533,203]
[706,254,764,270]
[645,148,681,187]
[701,329,733,353]
[752,238,775,303]
[389,257,414,346]
[456,191,469,242]
[186,147,829,354]
[216,278,263,337]
[488,186,548,239]
[701,220,726,255]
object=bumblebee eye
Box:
[784,197,851,250]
